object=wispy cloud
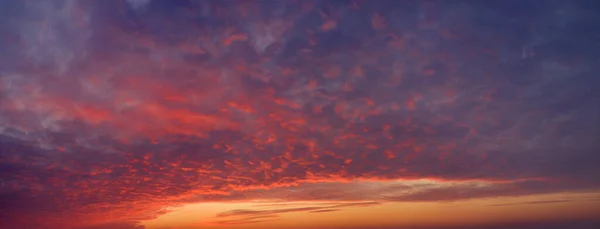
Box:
[211,215,279,225]
[308,209,341,213]
[489,197,600,207]
[218,201,379,218]
[211,201,379,225]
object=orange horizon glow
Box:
[142,187,600,229]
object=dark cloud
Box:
[212,215,279,225]
[75,222,145,229]
[308,209,341,213]
[489,198,600,207]
[216,201,379,218]
[1,0,599,228]
[218,180,600,205]
[211,201,378,225]
[340,219,600,229]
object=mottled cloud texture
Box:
[1,0,599,229]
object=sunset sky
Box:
[1,0,599,229]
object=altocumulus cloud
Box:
[1,0,600,229]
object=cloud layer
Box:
[211,201,379,226]
[1,0,599,228]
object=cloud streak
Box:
[211,201,379,225]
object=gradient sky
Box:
[1,0,600,229]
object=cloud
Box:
[489,198,600,207]
[308,209,341,213]
[75,222,145,229]
[211,201,379,225]
[13,0,91,74]
[216,202,379,218]
[126,0,152,10]
[1,0,600,228]
[334,219,600,229]
[215,179,599,205]
[211,215,279,225]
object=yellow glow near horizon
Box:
[142,189,600,229]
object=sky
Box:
[0,0,599,229]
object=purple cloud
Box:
[1,0,599,228]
